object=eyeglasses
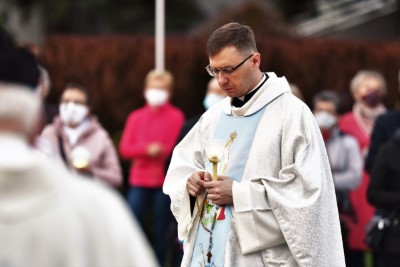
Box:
[205,54,254,77]
[61,99,87,106]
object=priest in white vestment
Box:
[163,23,345,267]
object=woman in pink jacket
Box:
[41,83,122,187]
[119,70,184,266]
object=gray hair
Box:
[313,90,341,112]
[38,66,51,97]
[350,70,387,95]
[0,83,42,136]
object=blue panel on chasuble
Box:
[191,106,266,267]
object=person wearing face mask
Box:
[313,90,363,267]
[203,78,227,110]
[119,69,184,266]
[177,78,226,143]
[40,83,122,187]
[339,70,387,267]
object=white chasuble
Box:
[164,73,345,267]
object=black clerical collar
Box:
[232,73,268,108]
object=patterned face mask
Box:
[361,91,381,108]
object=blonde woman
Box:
[339,70,387,267]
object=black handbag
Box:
[365,211,397,249]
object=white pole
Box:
[155,0,165,70]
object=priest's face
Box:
[208,46,261,98]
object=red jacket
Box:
[119,102,184,188]
[339,112,375,251]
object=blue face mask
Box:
[203,93,225,110]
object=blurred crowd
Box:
[309,70,399,267]
[1,25,400,267]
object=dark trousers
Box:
[375,252,400,267]
[345,249,365,267]
[128,186,172,266]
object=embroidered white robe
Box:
[163,73,345,266]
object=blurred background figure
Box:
[365,69,400,267]
[290,83,305,102]
[40,83,122,188]
[119,69,184,266]
[203,77,226,110]
[313,90,363,266]
[179,77,226,140]
[366,70,400,174]
[367,128,400,267]
[0,29,158,267]
[339,70,387,267]
[37,66,58,126]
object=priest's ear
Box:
[250,53,261,69]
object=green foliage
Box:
[7,0,203,34]
[271,0,317,19]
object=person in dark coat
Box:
[367,128,400,267]
[365,110,400,173]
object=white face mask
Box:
[315,111,337,129]
[59,102,89,126]
[203,93,225,110]
[145,88,169,107]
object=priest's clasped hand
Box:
[187,171,210,197]
[187,171,234,205]
[204,175,233,206]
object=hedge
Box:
[39,35,400,136]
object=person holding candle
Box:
[40,83,122,187]
[163,22,345,266]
